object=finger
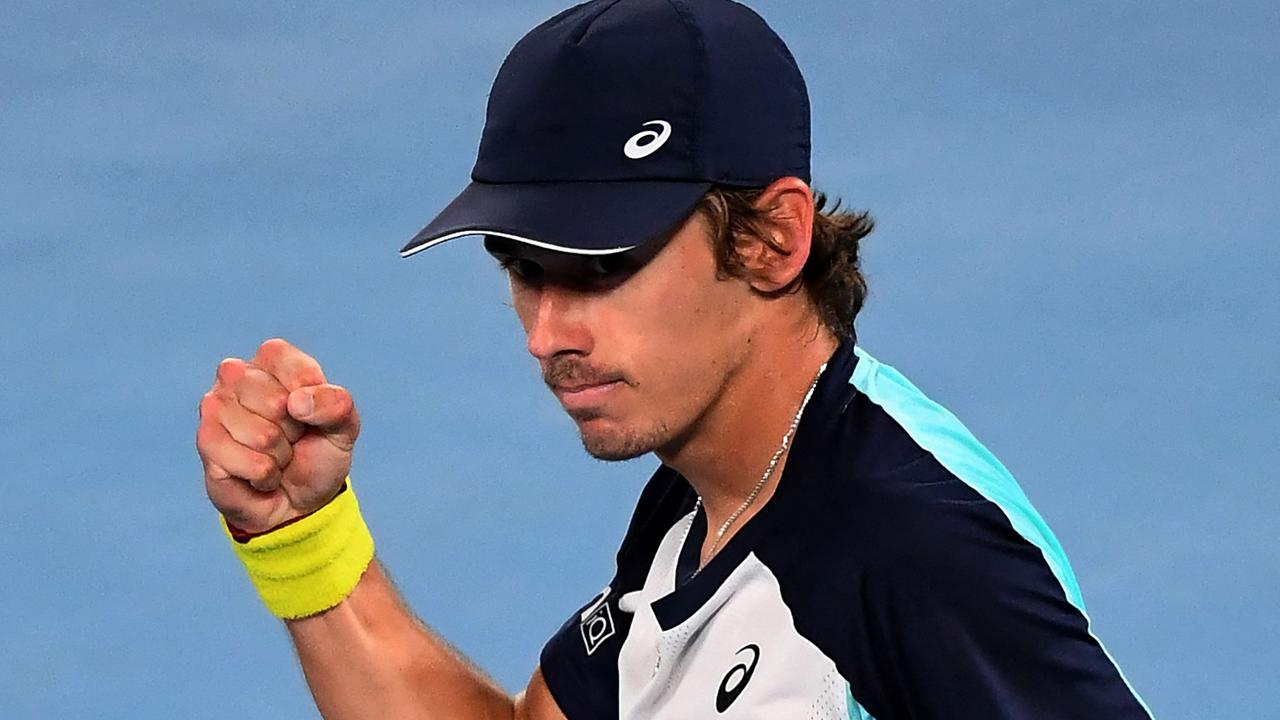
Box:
[286,383,353,427]
[214,357,248,391]
[218,395,294,469]
[196,417,283,492]
[251,338,327,392]
[203,462,284,533]
[203,457,253,509]
[288,384,360,450]
[218,360,305,443]
[203,456,232,482]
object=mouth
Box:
[552,379,626,410]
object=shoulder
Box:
[765,350,1155,718]
[788,347,1080,593]
[758,344,1088,642]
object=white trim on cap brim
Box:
[400,229,637,258]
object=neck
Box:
[656,319,838,533]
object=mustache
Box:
[542,357,628,389]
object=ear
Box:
[737,176,815,293]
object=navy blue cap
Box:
[401,0,810,258]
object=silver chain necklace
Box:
[692,365,825,571]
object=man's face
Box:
[486,211,755,461]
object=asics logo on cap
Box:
[623,120,672,159]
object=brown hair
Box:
[695,186,874,340]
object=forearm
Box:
[287,560,515,720]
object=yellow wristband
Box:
[222,479,375,619]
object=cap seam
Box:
[663,0,708,181]
[569,0,629,44]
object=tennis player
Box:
[196,1,1155,717]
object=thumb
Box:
[288,384,360,447]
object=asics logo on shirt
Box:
[623,120,672,159]
[715,644,761,712]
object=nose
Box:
[524,282,593,361]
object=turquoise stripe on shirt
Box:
[847,347,1154,718]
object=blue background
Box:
[2,1,1275,717]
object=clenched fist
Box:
[196,338,360,534]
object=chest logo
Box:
[579,586,616,656]
[715,644,761,713]
[623,120,672,159]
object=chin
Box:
[576,417,671,462]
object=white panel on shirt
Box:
[615,512,851,719]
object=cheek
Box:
[623,277,748,390]
[508,282,537,333]
[665,272,749,344]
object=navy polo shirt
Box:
[540,340,1154,719]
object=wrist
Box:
[225,482,349,543]
[221,477,375,619]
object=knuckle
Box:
[199,442,236,471]
[259,337,287,353]
[216,357,243,384]
[256,424,283,450]
[204,461,230,482]
[256,338,291,363]
[263,391,289,419]
[198,391,220,418]
[194,421,217,452]
[247,455,276,480]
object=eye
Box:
[588,255,621,277]
[497,257,543,282]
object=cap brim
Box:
[400,180,713,258]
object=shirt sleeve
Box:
[538,465,694,719]
[539,591,628,720]
[850,493,1154,720]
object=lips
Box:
[555,380,615,392]
[552,379,624,410]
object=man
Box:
[196,1,1155,718]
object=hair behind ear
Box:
[695,185,874,340]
